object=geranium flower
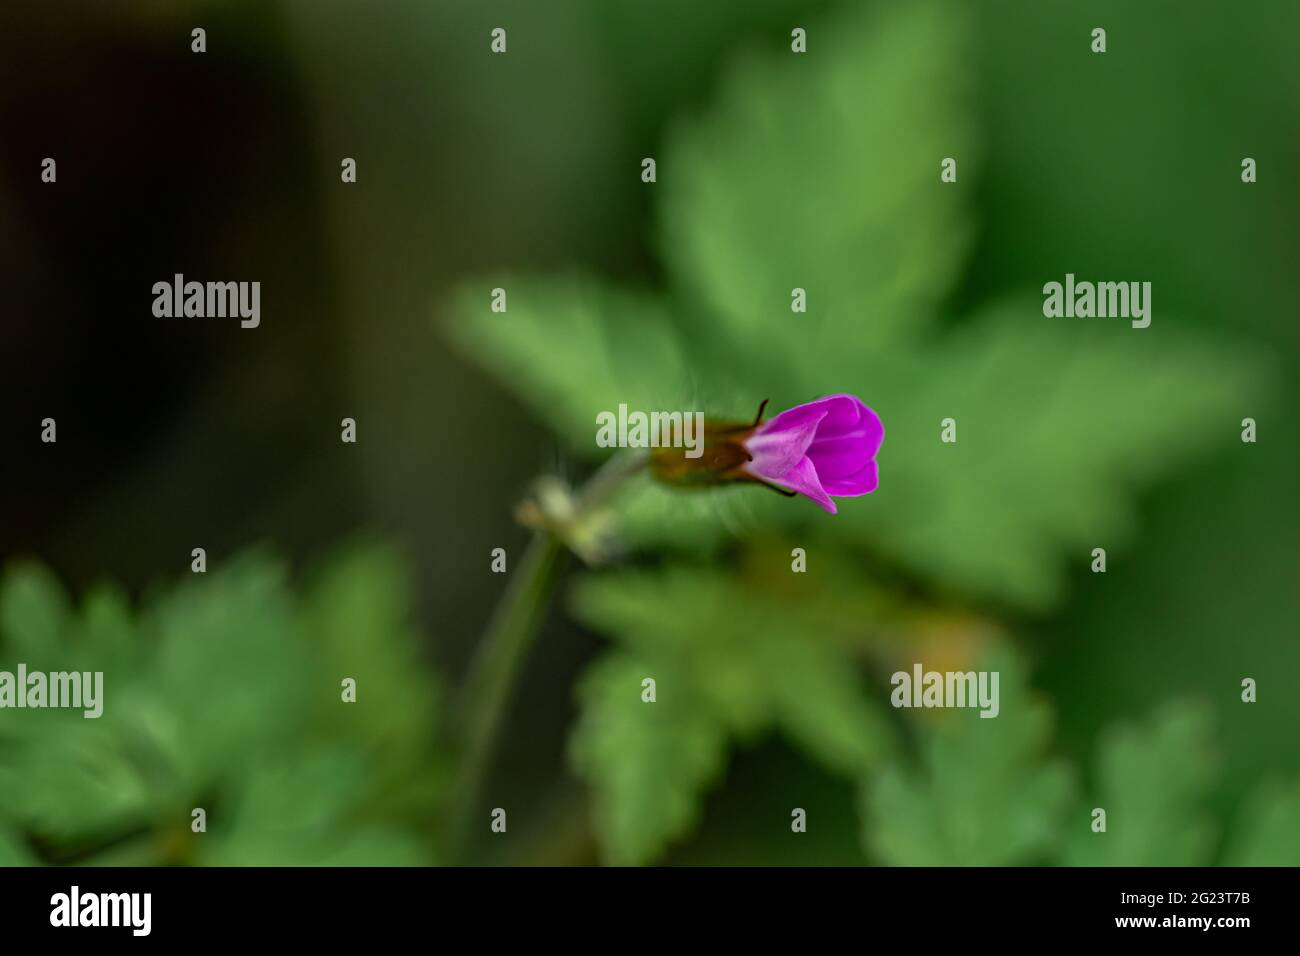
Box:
[742,394,883,513]
[648,394,883,514]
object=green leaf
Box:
[446,275,694,455]
[573,563,893,758]
[747,620,894,776]
[570,562,894,862]
[202,750,429,866]
[861,646,1073,865]
[1221,779,1300,866]
[0,828,37,867]
[302,545,438,756]
[573,566,766,735]
[0,562,72,663]
[147,554,312,792]
[570,650,728,866]
[299,542,445,821]
[0,712,159,844]
[0,550,440,864]
[825,307,1267,609]
[77,585,139,668]
[659,0,978,358]
[1064,703,1217,866]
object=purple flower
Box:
[743,394,883,514]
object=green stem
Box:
[443,452,645,863]
[446,532,563,862]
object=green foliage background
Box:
[444,0,1297,865]
[0,548,440,865]
[3,0,1298,866]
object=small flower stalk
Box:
[650,394,883,514]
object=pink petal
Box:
[768,456,837,514]
[795,394,877,438]
[804,436,876,480]
[821,458,878,497]
[745,409,827,482]
[740,393,883,512]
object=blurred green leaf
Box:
[202,751,425,867]
[747,619,893,776]
[300,543,443,817]
[0,563,73,664]
[1221,779,1300,866]
[660,0,977,359]
[861,646,1073,865]
[0,828,36,867]
[570,650,728,866]
[0,547,440,866]
[823,309,1264,608]
[148,554,312,795]
[0,712,157,845]
[447,276,694,456]
[570,563,893,863]
[1064,703,1217,866]
[574,564,893,757]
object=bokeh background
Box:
[1,0,1297,866]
